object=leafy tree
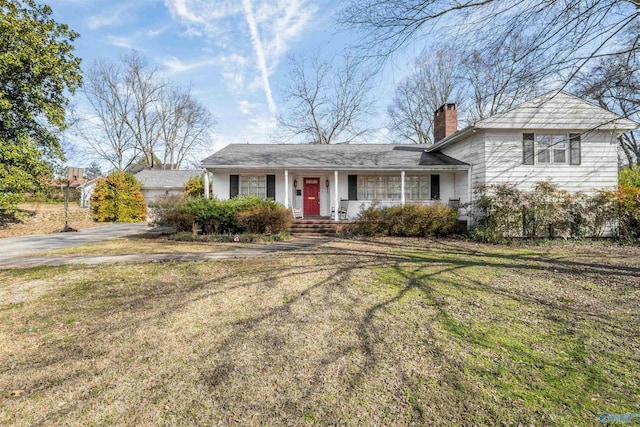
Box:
[91,171,147,222]
[0,0,82,212]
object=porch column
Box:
[334,170,339,221]
[203,170,210,199]
[467,165,473,229]
[401,170,405,207]
[284,169,289,208]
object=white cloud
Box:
[163,0,317,116]
[159,56,218,75]
[238,100,260,115]
[87,3,135,30]
[105,35,135,49]
[242,0,277,115]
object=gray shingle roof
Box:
[135,170,201,189]
[201,144,468,170]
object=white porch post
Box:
[401,170,405,207]
[203,169,210,199]
[284,169,289,208]
[334,170,339,221]
[467,165,473,229]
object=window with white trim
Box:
[357,175,431,200]
[404,176,430,200]
[523,133,581,165]
[358,176,401,200]
[239,175,266,198]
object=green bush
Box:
[343,202,458,237]
[175,195,289,235]
[619,166,640,188]
[235,204,292,234]
[91,172,147,222]
[184,175,204,197]
[149,194,193,232]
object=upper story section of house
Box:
[427,90,638,193]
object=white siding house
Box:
[202,145,470,221]
[202,91,636,226]
[429,91,636,197]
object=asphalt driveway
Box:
[0,223,151,264]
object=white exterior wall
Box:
[440,132,485,201]
[208,170,460,219]
[483,129,619,193]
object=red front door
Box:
[303,178,320,215]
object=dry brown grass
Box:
[0,203,108,238]
[0,238,638,426]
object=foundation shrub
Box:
[344,202,458,237]
[235,204,292,234]
[471,180,640,242]
[149,194,193,232]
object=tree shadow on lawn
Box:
[2,239,639,425]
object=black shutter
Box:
[523,133,535,165]
[569,133,581,165]
[266,175,276,199]
[430,174,440,200]
[229,175,239,198]
[348,175,358,200]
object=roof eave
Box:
[425,126,476,152]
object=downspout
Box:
[467,165,473,229]
[334,170,339,221]
[401,170,405,207]
[203,169,210,199]
[284,169,289,208]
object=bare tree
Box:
[463,34,543,122]
[75,59,138,171]
[277,54,376,144]
[157,86,215,169]
[78,51,216,170]
[122,51,165,169]
[575,51,640,166]
[388,46,462,144]
[339,1,640,85]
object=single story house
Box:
[201,90,637,224]
[135,169,203,204]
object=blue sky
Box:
[49,0,403,168]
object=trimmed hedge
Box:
[91,172,147,222]
[155,195,292,235]
[343,203,458,237]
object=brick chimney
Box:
[433,103,458,143]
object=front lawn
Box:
[1,239,638,426]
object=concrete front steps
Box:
[289,218,343,236]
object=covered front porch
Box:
[204,166,472,225]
